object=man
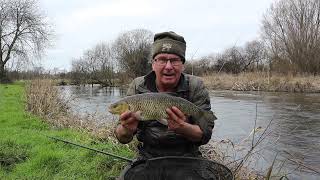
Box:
[115,31,216,159]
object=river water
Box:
[59,85,320,179]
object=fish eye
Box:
[110,103,118,109]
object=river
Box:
[59,85,320,179]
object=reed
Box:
[200,115,283,179]
[26,79,68,121]
[202,72,320,93]
[25,79,137,151]
[26,80,114,138]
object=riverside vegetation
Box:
[1,78,318,179]
[0,82,134,179]
[202,72,320,93]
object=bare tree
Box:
[113,29,153,79]
[262,0,320,74]
[92,43,115,86]
[70,42,115,86]
[70,29,152,85]
[0,0,53,82]
[81,49,99,86]
[184,55,217,76]
[70,58,86,85]
[213,41,268,74]
[215,46,247,74]
[244,40,267,71]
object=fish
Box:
[108,92,217,125]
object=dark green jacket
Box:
[127,71,216,158]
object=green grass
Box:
[0,83,134,179]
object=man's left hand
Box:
[166,106,204,142]
[166,106,187,131]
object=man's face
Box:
[152,53,184,89]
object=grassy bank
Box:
[0,83,134,179]
[202,72,320,93]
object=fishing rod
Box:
[46,135,133,163]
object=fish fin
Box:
[157,119,168,126]
[202,110,217,121]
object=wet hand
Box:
[119,111,139,134]
[166,106,188,132]
[166,106,203,142]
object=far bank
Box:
[54,72,320,93]
[202,72,320,93]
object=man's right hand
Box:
[115,111,139,144]
[119,111,139,133]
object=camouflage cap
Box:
[152,31,186,63]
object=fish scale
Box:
[109,93,216,125]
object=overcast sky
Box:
[40,0,275,71]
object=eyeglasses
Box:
[154,58,183,66]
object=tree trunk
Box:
[0,62,10,83]
[0,62,4,79]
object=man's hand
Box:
[119,111,139,134]
[166,106,187,131]
[115,111,139,144]
[166,106,203,142]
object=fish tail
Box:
[201,110,217,121]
